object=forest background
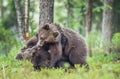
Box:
[0,0,120,79]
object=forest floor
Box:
[0,47,120,79]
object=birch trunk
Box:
[24,0,30,41]
[102,0,114,54]
[14,0,24,40]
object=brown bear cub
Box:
[37,23,88,68]
[15,46,50,70]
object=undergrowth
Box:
[0,46,120,79]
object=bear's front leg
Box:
[48,43,62,68]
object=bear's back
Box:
[62,28,87,56]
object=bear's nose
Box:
[36,40,44,47]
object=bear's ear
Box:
[53,31,59,38]
[42,24,49,30]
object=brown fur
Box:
[37,23,88,67]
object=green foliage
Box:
[111,33,120,52]
[54,0,86,35]
[1,0,17,29]
[104,4,112,10]
[29,17,38,37]
[87,31,104,54]
[54,0,67,26]
[0,25,18,55]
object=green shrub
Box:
[112,33,120,52]
[87,31,104,54]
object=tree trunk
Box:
[24,0,30,41]
[39,0,54,27]
[67,0,74,28]
[86,0,93,56]
[86,0,92,38]
[67,0,70,27]
[14,0,24,40]
[102,0,114,54]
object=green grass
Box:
[0,47,120,79]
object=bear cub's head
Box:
[37,23,61,46]
[15,47,31,61]
[15,47,50,69]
